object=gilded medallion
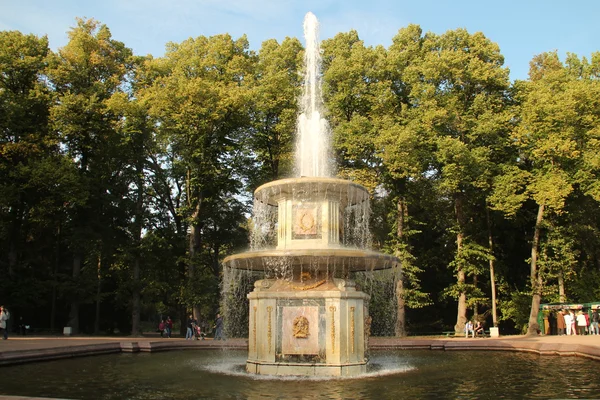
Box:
[293,315,310,338]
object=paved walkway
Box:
[0,334,599,366]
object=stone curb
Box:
[2,337,600,367]
[369,338,600,361]
[0,340,247,367]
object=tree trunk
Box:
[558,270,565,303]
[94,254,102,335]
[485,207,498,327]
[395,278,406,337]
[394,195,407,337]
[50,222,60,333]
[527,204,545,336]
[7,202,23,277]
[131,170,144,337]
[454,195,467,334]
[473,275,479,321]
[131,256,141,336]
[8,240,17,277]
[188,199,202,320]
[68,253,82,334]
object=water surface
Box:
[1,349,597,399]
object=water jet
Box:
[223,12,399,376]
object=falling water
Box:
[295,12,334,178]
[222,12,398,353]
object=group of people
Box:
[158,313,225,340]
[185,315,205,340]
[158,317,173,338]
[464,320,485,338]
[550,309,599,336]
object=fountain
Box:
[222,12,399,376]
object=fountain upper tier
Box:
[223,176,399,273]
[254,177,371,251]
[254,177,369,207]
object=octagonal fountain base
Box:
[246,360,367,377]
[245,277,370,376]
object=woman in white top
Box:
[564,311,573,335]
[576,311,588,336]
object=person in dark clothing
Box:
[186,314,196,340]
[166,316,173,338]
[158,320,166,338]
[591,309,599,335]
[214,313,225,340]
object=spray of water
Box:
[295,12,334,178]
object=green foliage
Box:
[355,270,397,336]
[2,19,600,337]
[498,290,531,334]
[248,37,303,183]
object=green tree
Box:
[47,18,134,333]
[141,34,254,321]
[249,37,303,184]
[401,28,511,333]
[375,25,435,336]
[0,31,52,275]
[0,31,85,329]
[492,51,600,335]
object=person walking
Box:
[576,311,587,336]
[0,306,9,340]
[186,314,196,340]
[556,311,566,336]
[166,316,173,338]
[214,313,225,340]
[591,309,599,335]
[585,310,591,334]
[158,320,166,338]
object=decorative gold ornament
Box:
[294,206,318,236]
[267,306,273,353]
[300,271,312,281]
[290,279,327,291]
[329,306,336,354]
[350,306,355,354]
[293,315,310,338]
[299,210,315,232]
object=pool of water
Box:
[0,349,598,399]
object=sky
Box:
[1,0,599,81]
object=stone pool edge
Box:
[1,336,599,367]
[0,340,247,367]
[370,337,600,361]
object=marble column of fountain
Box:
[222,12,399,377]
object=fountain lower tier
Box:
[229,175,398,376]
[223,248,398,273]
[245,278,370,376]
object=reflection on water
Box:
[0,349,598,399]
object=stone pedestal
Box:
[246,278,369,376]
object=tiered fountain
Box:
[223,12,399,376]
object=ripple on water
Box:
[191,358,415,381]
